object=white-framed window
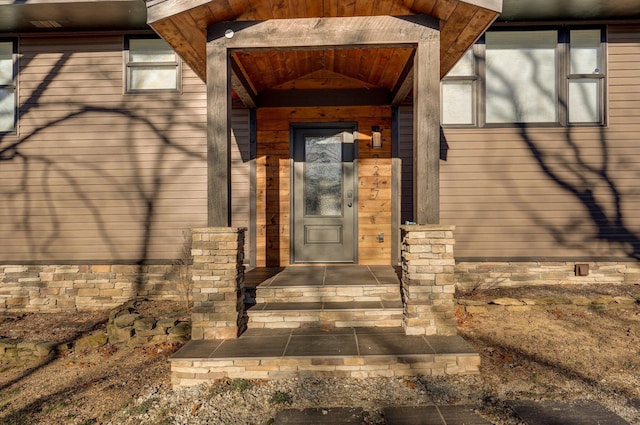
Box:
[125,36,180,93]
[441,27,606,127]
[0,39,17,133]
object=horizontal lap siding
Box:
[0,35,208,262]
[438,24,640,259]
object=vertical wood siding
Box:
[255,106,392,266]
[437,24,640,259]
[0,35,209,262]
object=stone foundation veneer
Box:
[190,227,246,340]
[0,264,183,312]
[400,225,457,336]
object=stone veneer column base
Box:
[400,225,457,336]
[190,227,246,340]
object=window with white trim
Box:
[125,36,180,93]
[0,39,17,133]
[441,27,606,127]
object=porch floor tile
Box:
[171,328,477,360]
[246,265,401,288]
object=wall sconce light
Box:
[371,126,382,149]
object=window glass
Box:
[0,41,15,132]
[0,89,14,131]
[485,31,558,123]
[571,30,601,74]
[129,39,176,63]
[442,81,474,125]
[130,67,178,91]
[0,42,12,85]
[569,79,600,123]
[126,37,179,92]
[446,49,474,77]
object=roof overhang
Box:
[0,0,147,33]
[146,0,503,82]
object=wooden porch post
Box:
[413,39,440,224]
[207,44,232,227]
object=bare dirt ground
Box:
[1,285,639,424]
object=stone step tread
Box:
[172,329,478,359]
[170,330,480,384]
[249,300,403,312]
[254,282,401,289]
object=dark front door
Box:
[292,125,356,263]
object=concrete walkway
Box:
[273,400,631,424]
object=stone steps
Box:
[170,328,481,386]
[246,266,404,330]
[247,300,404,329]
[254,283,402,304]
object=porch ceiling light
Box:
[371,126,382,149]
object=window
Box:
[441,49,476,125]
[441,27,605,127]
[125,36,180,93]
[0,39,17,133]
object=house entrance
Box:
[292,125,357,263]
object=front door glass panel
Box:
[304,135,343,216]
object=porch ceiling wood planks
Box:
[147,0,502,92]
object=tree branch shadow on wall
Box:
[0,48,206,293]
[486,49,640,260]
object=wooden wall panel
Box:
[436,24,640,260]
[0,35,209,263]
[255,106,392,266]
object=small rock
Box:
[613,296,636,304]
[156,318,179,329]
[169,322,191,337]
[490,298,524,306]
[457,299,486,306]
[113,313,141,328]
[75,332,108,351]
[592,295,614,305]
[134,317,156,332]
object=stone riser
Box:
[170,354,481,386]
[248,309,403,329]
[255,285,401,304]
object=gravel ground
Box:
[1,286,639,425]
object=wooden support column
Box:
[207,44,232,226]
[413,39,440,224]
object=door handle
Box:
[347,202,353,208]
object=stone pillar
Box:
[400,225,456,336]
[190,227,246,340]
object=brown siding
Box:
[435,24,640,259]
[255,106,393,266]
[0,35,209,262]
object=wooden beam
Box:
[207,43,232,227]
[230,57,257,108]
[391,50,415,105]
[208,15,439,49]
[147,0,212,24]
[413,39,440,224]
[257,88,391,107]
